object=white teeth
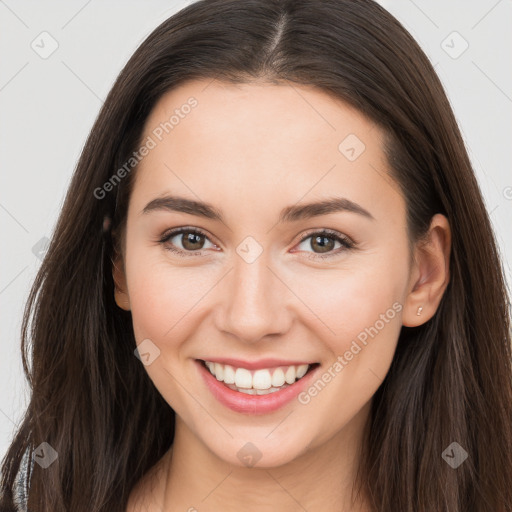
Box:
[238,388,256,395]
[203,360,313,392]
[214,362,224,381]
[234,367,253,389]
[223,364,236,384]
[284,366,296,384]
[271,368,285,387]
[296,364,309,379]
[255,386,288,395]
[225,382,291,394]
[252,369,272,390]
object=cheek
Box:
[290,272,404,440]
[291,262,405,345]
[289,251,408,399]
[124,245,219,351]
[123,249,218,411]
[289,254,407,429]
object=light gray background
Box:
[1,0,511,459]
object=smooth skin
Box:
[114,79,451,511]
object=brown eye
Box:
[159,227,216,256]
[310,234,336,253]
[295,230,354,259]
[180,231,206,251]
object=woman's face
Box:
[114,78,416,468]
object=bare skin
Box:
[115,79,451,511]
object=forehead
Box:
[131,78,403,225]
[144,78,377,153]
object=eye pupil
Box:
[312,235,334,253]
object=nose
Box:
[214,249,292,344]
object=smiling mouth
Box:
[198,359,320,395]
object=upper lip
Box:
[198,357,317,370]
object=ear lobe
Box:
[112,251,131,311]
[402,214,451,327]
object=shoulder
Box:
[12,445,34,512]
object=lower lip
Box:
[196,360,320,415]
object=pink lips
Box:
[196,359,320,415]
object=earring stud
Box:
[417,306,423,316]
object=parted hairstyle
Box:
[1,0,511,510]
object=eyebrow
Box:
[141,194,375,223]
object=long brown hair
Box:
[1,1,511,510]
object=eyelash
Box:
[157,227,355,259]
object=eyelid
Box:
[158,226,355,258]
[294,227,354,246]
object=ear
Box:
[112,237,131,312]
[402,213,451,327]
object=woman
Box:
[1,0,511,510]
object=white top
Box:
[12,446,32,511]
